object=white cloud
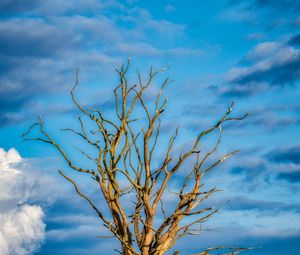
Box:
[0,148,53,255]
[165,4,176,13]
[225,40,300,87]
[0,205,45,255]
[112,42,206,58]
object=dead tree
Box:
[22,61,249,255]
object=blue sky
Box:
[0,0,299,254]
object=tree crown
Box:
[22,61,249,255]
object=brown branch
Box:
[22,63,249,255]
[193,246,252,255]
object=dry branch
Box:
[22,61,250,255]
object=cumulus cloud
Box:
[0,205,45,255]
[0,148,54,255]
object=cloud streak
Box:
[219,39,300,97]
[0,1,210,127]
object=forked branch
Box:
[22,61,250,255]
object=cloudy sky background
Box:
[0,0,299,254]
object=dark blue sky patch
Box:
[0,19,71,58]
[251,0,300,13]
[226,196,300,213]
[230,162,267,181]
[236,234,300,255]
[277,171,300,183]
[288,34,300,46]
[0,0,40,15]
[266,146,300,164]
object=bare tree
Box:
[22,61,249,255]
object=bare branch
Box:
[22,63,249,255]
[192,246,253,255]
[58,169,111,227]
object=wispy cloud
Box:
[1,1,299,255]
[0,1,210,127]
[227,0,300,28]
[219,38,300,97]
